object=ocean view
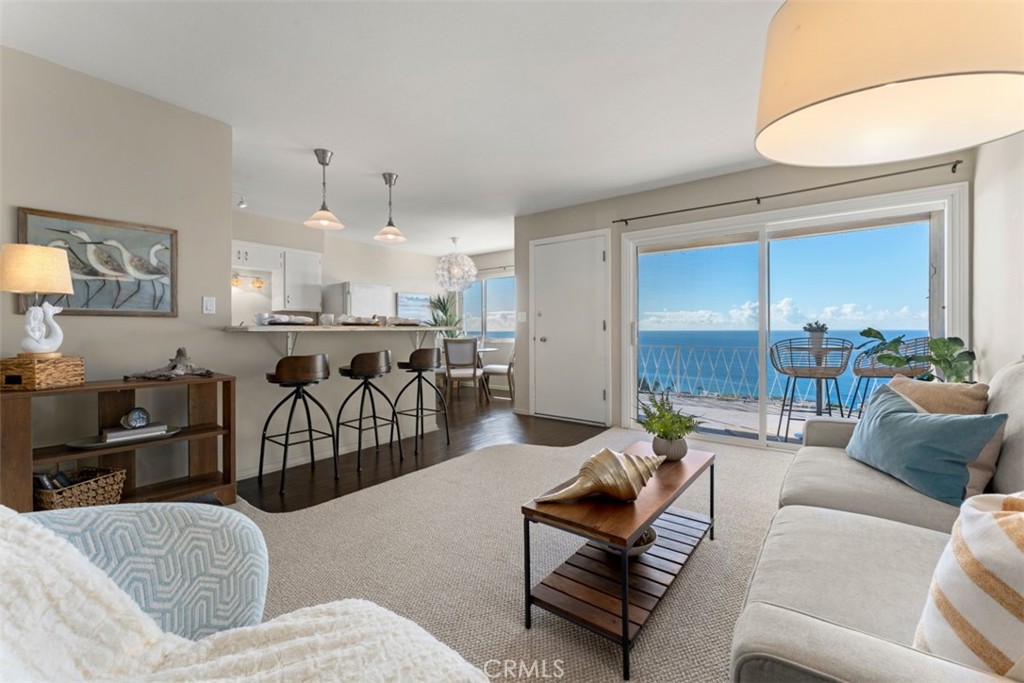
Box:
[638,329,927,404]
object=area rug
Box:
[232,429,793,682]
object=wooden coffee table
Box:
[521,441,714,680]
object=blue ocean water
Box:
[638,329,927,404]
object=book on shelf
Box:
[102,422,169,443]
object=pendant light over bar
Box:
[374,172,407,243]
[304,148,344,230]
[755,1,1024,166]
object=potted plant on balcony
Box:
[638,392,702,461]
[803,320,829,348]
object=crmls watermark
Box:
[483,659,566,679]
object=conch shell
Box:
[535,448,665,503]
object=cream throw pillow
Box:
[914,493,1024,679]
[890,375,989,414]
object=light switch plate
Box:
[517,311,527,323]
[202,296,216,315]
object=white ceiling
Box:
[1,1,780,256]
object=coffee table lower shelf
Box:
[529,509,712,663]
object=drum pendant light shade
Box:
[304,148,345,230]
[755,1,1024,167]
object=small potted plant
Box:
[803,320,828,348]
[638,392,702,461]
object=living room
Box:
[1,2,1022,682]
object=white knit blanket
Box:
[0,507,485,682]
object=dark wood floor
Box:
[237,393,606,512]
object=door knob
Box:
[539,336,548,342]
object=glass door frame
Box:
[620,181,969,448]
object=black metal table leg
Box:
[524,517,532,629]
[620,548,630,680]
[710,462,715,541]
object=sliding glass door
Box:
[624,183,964,447]
[636,238,761,441]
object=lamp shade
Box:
[0,244,74,294]
[756,1,1024,166]
[374,222,407,243]
[304,208,344,230]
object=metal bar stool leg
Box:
[368,380,403,460]
[784,377,798,442]
[298,390,316,469]
[389,374,419,447]
[336,382,363,471]
[279,392,301,495]
[306,390,338,480]
[259,389,296,484]
[357,382,370,469]
[776,375,791,438]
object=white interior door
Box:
[531,232,609,425]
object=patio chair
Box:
[849,336,931,416]
[770,336,853,441]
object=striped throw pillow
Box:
[914,493,1024,679]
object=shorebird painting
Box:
[45,238,107,307]
[94,238,167,309]
[48,227,133,308]
[148,243,171,309]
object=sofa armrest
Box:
[801,417,857,448]
[27,503,267,640]
[732,602,1002,683]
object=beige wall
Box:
[1,48,233,485]
[514,153,976,424]
[322,234,439,295]
[973,132,1024,380]
[233,209,325,253]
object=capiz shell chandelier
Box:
[435,237,477,292]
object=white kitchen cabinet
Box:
[282,249,322,311]
[232,240,284,270]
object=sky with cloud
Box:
[638,221,930,331]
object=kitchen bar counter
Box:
[224,325,455,355]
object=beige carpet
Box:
[232,429,793,682]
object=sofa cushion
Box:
[744,505,950,644]
[780,446,961,532]
[989,361,1024,494]
[847,385,1008,505]
[914,493,1024,680]
[890,375,990,414]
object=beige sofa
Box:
[731,361,1023,682]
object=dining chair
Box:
[442,337,489,405]
[482,348,515,402]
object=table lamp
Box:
[0,243,75,358]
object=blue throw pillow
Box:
[846,385,1008,505]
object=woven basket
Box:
[34,467,126,510]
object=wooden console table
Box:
[0,373,236,512]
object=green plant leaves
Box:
[638,391,702,441]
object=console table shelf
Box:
[1,373,236,512]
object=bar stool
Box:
[335,350,403,470]
[849,336,931,417]
[390,348,450,455]
[770,337,853,442]
[258,354,337,495]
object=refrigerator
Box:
[321,282,394,318]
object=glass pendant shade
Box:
[304,148,345,230]
[304,206,344,230]
[756,1,1024,166]
[435,238,477,292]
[375,220,406,243]
[374,172,406,243]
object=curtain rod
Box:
[614,159,962,226]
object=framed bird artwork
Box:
[17,207,177,317]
